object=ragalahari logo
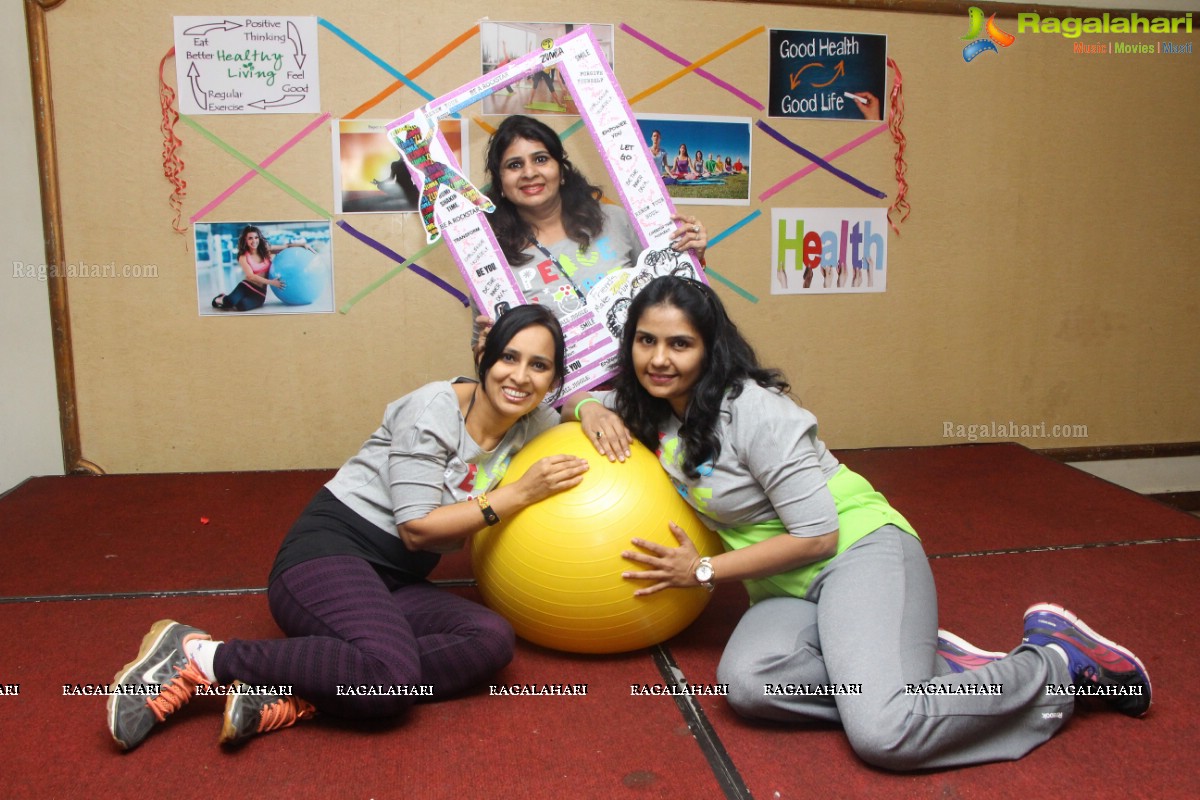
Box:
[962,7,1016,61]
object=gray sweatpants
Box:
[715,526,1074,770]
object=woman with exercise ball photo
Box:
[196,221,334,316]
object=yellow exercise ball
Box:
[472,422,724,654]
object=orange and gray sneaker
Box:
[219,681,316,745]
[108,619,213,750]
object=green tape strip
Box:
[338,239,443,314]
[703,265,758,304]
[179,115,332,220]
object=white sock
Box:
[1046,643,1071,671]
[184,639,222,683]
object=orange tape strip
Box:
[344,24,480,119]
[627,27,765,105]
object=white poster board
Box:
[385,26,704,396]
[173,16,321,115]
[771,208,888,294]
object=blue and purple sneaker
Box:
[1022,602,1151,717]
[937,630,1006,674]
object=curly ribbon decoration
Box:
[886,57,909,235]
[159,47,187,233]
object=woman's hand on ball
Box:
[515,454,589,505]
[579,403,632,463]
[621,522,700,596]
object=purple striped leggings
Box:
[213,555,514,718]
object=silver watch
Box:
[694,557,715,591]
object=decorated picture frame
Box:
[384,25,705,396]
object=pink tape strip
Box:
[618,23,763,111]
[758,123,889,202]
[190,112,332,222]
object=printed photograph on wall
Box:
[635,114,752,205]
[195,220,335,315]
[479,21,616,116]
[771,208,888,294]
[333,118,466,214]
[768,29,887,122]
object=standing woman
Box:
[108,305,589,750]
[473,115,707,370]
[600,276,1150,771]
[481,115,705,322]
[527,65,564,109]
[211,225,310,311]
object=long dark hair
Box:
[477,304,567,404]
[236,226,270,261]
[614,276,790,479]
[484,115,606,266]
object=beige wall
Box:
[34,0,1199,474]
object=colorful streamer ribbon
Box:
[158,48,187,233]
[886,57,910,234]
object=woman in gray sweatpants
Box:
[716,528,1071,769]
[580,276,1151,771]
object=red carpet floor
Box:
[669,542,1199,799]
[1,443,1197,799]
[2,591,720,799]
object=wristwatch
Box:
[694,557,715,591]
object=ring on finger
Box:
[595,431,604,440]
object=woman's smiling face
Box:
[630,302,706,418]
[497,136,563,217]
[481,323,559,418]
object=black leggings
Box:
[213,280,266,311]
[214,556,515,718]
